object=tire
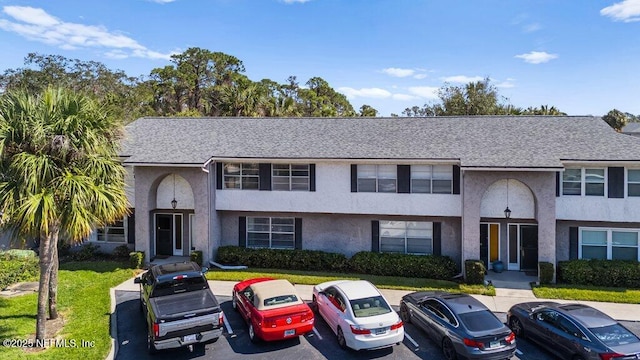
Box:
[311,295,318,313]
[400,303,411,324]
[442,337,457,360]
[509,316,524,338]
[147,331,157,355]
[232,291,238,311]
[337,327,348,350]
[249,322,260,343]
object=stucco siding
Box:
[556,220,640,262]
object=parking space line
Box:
[222,311,234,336]
[404,333,419,349]
[312,327,323,340]
[516,349,523,355]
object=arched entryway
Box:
[154,174,195,257]
[480,179,538,271]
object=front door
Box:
[507,223,538,271]
[156,214,173,256]
[480,223,500,269]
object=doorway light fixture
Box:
[171,174,178,209]
[504,178,511,219]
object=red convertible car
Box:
[232,277,314,342]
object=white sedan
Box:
[312,280,404,351]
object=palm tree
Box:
[0,87,129,341]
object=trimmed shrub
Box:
[464,259,485,285]
[558,259,640,288]
[70,243,102,261]
[0,253,39,290]
[112,245,132,259]
[349,252,457,280]
[216,246,348,272]
[191,250,203,266]
[129,251,145,269]
[538,261,554,284]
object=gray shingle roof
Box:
[121,116,640,168]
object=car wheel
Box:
[400,303,411,324]
[442,337,457,360]
[249,322,259,343]
[232,291,238,311]
[147,331,157,354]
[509,316,524,338]
[337,327,348,350]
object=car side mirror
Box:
[201,267,209,274]
[134,277,143,284]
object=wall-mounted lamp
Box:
[504,178,511,219]
[171,174,178,209]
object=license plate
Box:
[489,340,500,348]
[374,327,389,335]
[183,334,197,343]
[284,329,296,337]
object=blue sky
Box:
[0,0,639,116]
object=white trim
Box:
[378,220,434,255]
[173,213,183,256]
[123,162,202,167]
[507,223,538,271]
[578,227,640,261]
[561,167,607,197]
[462,167,562,172]
[212,157,460,164]
[92,217,128,243]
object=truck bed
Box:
[150,288,220,321]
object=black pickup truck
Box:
[134,261,223,354]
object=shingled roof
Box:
[121,116,640,169]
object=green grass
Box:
[205,268,496,296]
[533,284,640,304]
[0,261,137,360]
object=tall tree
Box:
[0,88,129,341]
[603,109,629,131]
[359,104,378,117]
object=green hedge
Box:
[129,251,145,269]
[465,260,485,285]
[191,250,203,266]
[0,251,39,290]
[558,259,640,288]
[538,261,554,284]
[216,246,457,280]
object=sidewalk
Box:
[112,277,640,322]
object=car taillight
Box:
[218,312,224,326]
[153,323,159,337]
[264,318,276,328]
[505,332,516,344]
[301,311,313,322]
[390,320,403,330]
[350,325,371,335]
[599,353,625,360]
[463,338,485,350]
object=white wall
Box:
[156,174,195,210]
[215,162,461,216]
[556,197,640,222]
[480,179,535,219]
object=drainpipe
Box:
[460,167,466,279]
[201,157,214,265]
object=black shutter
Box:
[351,165,358,192]
[397,165,411,193]
[216,162,223,190]
[309,164,316,192]
[433,222,442,256]
[259,163,271,191]
[371,220,380,252]
[608,167,624,198]
[127,210,135,244]
[556,172,560,197]
[239,217,247,248]
[453,165,461,195]
[569,227,578,260]
[295,218,302,250]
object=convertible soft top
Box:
[251,279,303,310]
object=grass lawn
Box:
[0,261,137,360]
[533,284,640,304]
[205,267,495,296]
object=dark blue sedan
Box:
[400,291,516,360]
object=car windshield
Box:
[589,324,640,346]
[152,276,207,297]
[458,310,504,332]
[349,296,392,318]
[264,295,298,307]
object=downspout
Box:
[460,167,466,279]
[201,157,214,264]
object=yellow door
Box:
[489,224,499,262]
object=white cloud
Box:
[495,78,516,88]
[338,87,392,99]
[514,51,558,64]
[441,75,484,83]
[381,67,415,78]
[601,0,640,22]
[408,86,439,99]
[282,0,312,3]
[0,6,174,60]
[392,93,420,101]
[523,23,541,32]
[150,0,177,3]
[413,73,428,79]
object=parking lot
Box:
[112,290,595,360]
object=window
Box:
[357,165,396,192]
[580,228,640,261]
[562,168,606,196]
[272,164,309,191]
[96,218,126,243]
[223,163,259,189]
[411,165,453,194]
[422,299,457,326]
[247,217,295,249]
[379,221,433,254]
[628,169,640,197]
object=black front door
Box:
[520,225,538,271]
[156,214,173,256]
